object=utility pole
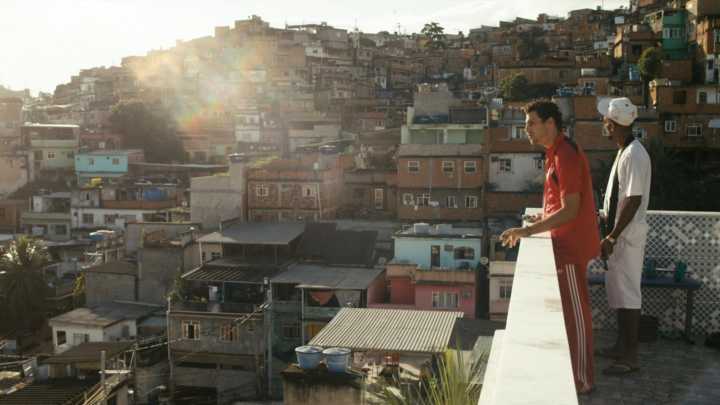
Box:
[100,350,107,405]
[166,296,175,402]
[265,278,273,397]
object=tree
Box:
[109,102,186,163]
[638,47,663,107]
[422,22,447,50]
[0,237,50,331]
[500,73,530,100]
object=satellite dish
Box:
[479,257,490,266]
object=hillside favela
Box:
[1,0,719,404]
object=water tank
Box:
[295,346,323,369]
[323,347,351,373]
[413,223,430,234]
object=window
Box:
[112,158,120,165]
[499,280,513,300]
[72,333,89,345]
[211,251,222,261]
[34,150,43,161]
[82,213,94,225]
[66,151,74,159]
[402,193,414,206]
[632,126,647,140]
[53,224,68,236]
[353,188,366,199]
[220,324,239,342]
[0,208,5,218]
[687,124,702,137]
[673,91,687,104]
[534,157,544,170]
[465,195,478,209]
[699,91,708,104]
[302,185,316,197]
[415,193,430,207]
[407,160,420,173]
[282,322,300,338]
[664,120,677,133]
[464,161,477,173]
[715,29,720,47]
[454,247,475,260]
[446,195,457,208]
[182,320,200,340]
[256,184,269,197]
[442,160,455,174]
[511,126,527,139]
[88,158,95,165]
[431,245,441,267]
[104,214,117,224]
[374,188,384,210]
[432,292,460,309]
[47,152,56,159]
[56,330,67,345]
[499,159,512,172]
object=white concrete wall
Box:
[489,153,544,192]
[51,324,105,353]
[71,207,154,229]
[190,175,242,230]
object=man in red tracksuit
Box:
[501,100,600,395]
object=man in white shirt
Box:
[596,97,652,376]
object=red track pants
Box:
[557,263,594,393]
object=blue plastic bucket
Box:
[295,346,323,369]
[323,347,351,373]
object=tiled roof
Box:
[398,144,484,157]
[198,222,305,245]
[309,308,463,353]
[42,342,133,365]
[49,303,159,328]
[270,264,384,290]
[0,379,97,405]
[182,259,284,283]
[86,260,137,276]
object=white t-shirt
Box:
[603,139,652,243]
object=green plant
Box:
[422,22,447,50]
[0,236,50,330]
[377,349,486,405]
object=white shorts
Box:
[606,235,646,309]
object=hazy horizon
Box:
[1,0,626,95]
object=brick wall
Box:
[486,192,542,215]
[573,121,616,151]
[397,157,484,189]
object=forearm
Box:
[525,205,576,235]
[609,196,641,239]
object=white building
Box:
[489,153,544,192]
[48,302,160,354]
[489,261,515,321]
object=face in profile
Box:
[525,111,549,146]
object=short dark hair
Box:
[524,100,563,132]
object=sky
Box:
[1,0,627,94]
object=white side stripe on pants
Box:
[566,264,590,391]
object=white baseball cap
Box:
[597,97,638,127]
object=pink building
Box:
[370,223,483,318]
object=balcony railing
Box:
[479,208,577,405]
[171,300,259,314]
[102,200,176,210]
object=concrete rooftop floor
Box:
[580,331,720,405]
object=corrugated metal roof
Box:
[309,308,463,353]
[198,222,305,245]
[43,342,133,364]
[183,259,283,283]
[270,264,383,290]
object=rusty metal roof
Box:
[309,308,463,354]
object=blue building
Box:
[75,150,144,185]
